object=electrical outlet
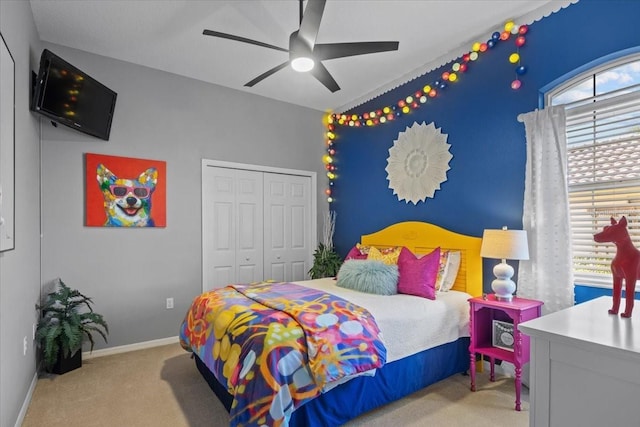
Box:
[166,297,174,309]
[23,336,28,356]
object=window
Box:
[548,55,640,286]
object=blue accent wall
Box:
[574,284,640,305]
[331,0,640,293]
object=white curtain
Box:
[518,106,574,313]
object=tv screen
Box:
[32,49,117,141]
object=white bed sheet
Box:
[293,278,471,363]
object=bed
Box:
[181,221,483,426]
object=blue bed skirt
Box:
[195,337,470,426]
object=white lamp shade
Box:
[481,227,529,301]
[481,228,529,261]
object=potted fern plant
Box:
[36,278,109,374]
[309,211,343,279]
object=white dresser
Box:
[519,296,640,427]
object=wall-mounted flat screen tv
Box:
[31,49,117,141]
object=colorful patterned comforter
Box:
[179,281,386,427]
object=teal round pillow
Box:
[336,260,399,295]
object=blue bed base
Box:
[194,337,470,426]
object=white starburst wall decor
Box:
[385,121,452,205]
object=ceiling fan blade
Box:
[313,41,399,61]
[244,61,290,87]
[310,61,340,93]
[203,29,288,53]
[297,0,326,49]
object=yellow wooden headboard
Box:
[360,221,483,297]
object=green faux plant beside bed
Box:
[36,278,109,374]
[309,243,343,279]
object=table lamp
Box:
[481,227,529,301]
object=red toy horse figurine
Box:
[593,216,639,318]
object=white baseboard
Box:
[15,371,38,427]
[82,336,179,360]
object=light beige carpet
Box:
[22,344,528,427]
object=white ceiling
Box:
[29,0,572,112]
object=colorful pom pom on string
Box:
[322,21,532,203]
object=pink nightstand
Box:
[469,294,543,411]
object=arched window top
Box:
[547,53,640,106]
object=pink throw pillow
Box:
[397,247,441,300]
[345,245,367,260]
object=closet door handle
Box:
[245,257,250,261]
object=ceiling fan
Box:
[202,0,399,92]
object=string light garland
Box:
[322,21,530,204]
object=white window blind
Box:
[565,84,640,286]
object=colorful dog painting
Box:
[85,153,166,228]
[96,164,157,227]
[593,216,639,318]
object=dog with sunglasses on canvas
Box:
[96,164,158,227]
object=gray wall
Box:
[39,44,326,349]
[0,4,325,424]
[0,1,43,426]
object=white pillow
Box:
[438,251,461,292]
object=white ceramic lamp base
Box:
[491,260,516,301]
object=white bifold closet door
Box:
[202,166,264,291]
[202,162,313,292]
[263,173,311,283]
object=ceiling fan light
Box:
[291,57,314,72]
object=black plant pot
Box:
[52,349,82,375]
